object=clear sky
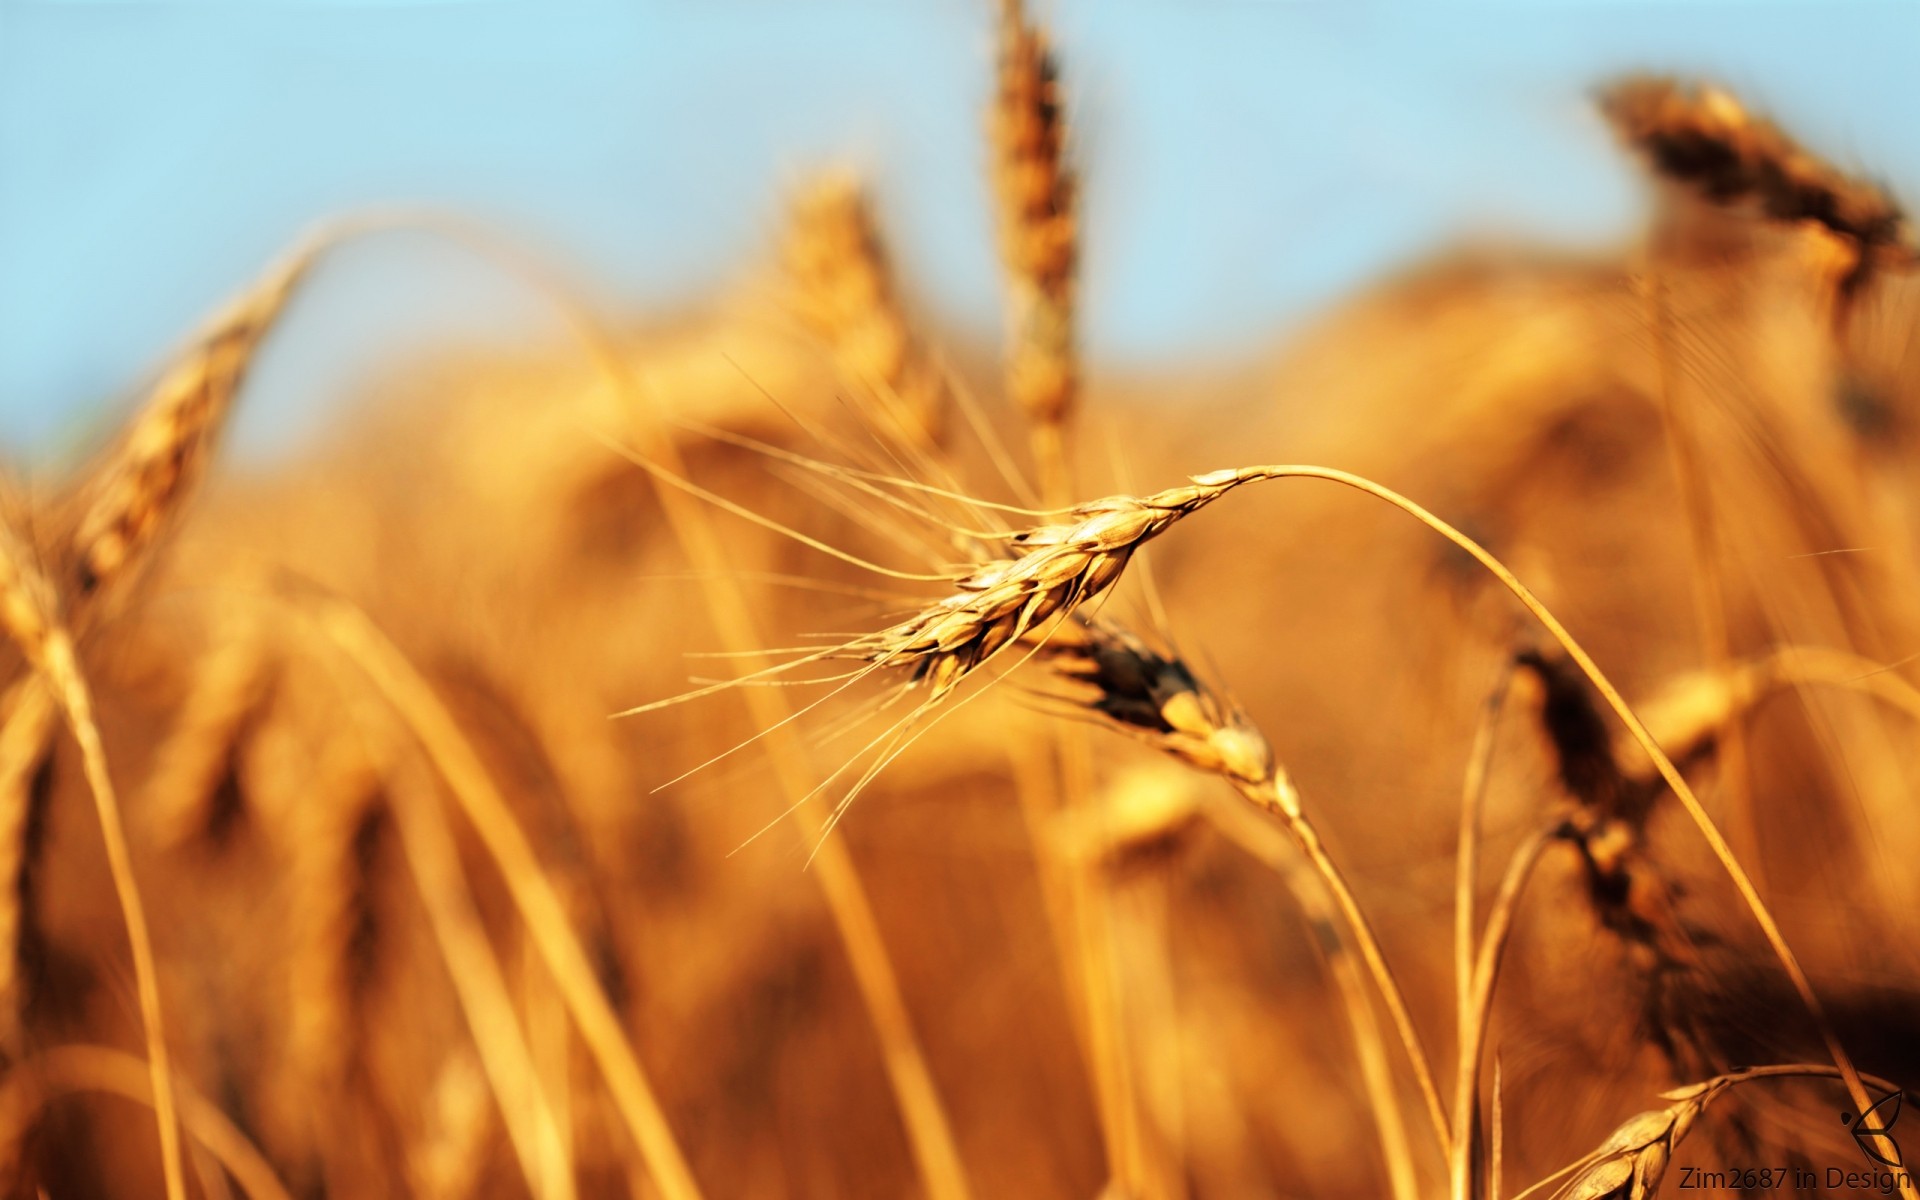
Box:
[4,1,1919,458]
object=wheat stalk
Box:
[0,679,55,1055]
[281,582,701,1200]
[1039,615,1438,1189]
[0,515,186,1200]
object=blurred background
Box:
[7,1,1920,457]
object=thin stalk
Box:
[1234,775,1451,1162]
[1450,664,1516,1200]
[1452,826,1555,1200]
[291,592,702,1200]
[1207,793,1419,1200]
[384,754,576,1200]
[1640,269,1762,886]
[38,645,185,1200]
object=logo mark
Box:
[1841,1089,1904,1168]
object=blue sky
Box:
[4,1,1919,458]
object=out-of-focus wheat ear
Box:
[145,623,273,851]
[783,173,945,449]
[1554,1066,1903,1200]
[1598,76,1916,305]
[283,737,386,1116]
[0,679,55,1055]
[68,245,314,608]
[408,1047,494,1200]
[285,582,701,1200]
[990,0,1079,499]
[0,517,186,1200]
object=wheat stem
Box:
[289,590,701,1200]
[1236,774,1452,1162]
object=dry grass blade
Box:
[1203,794,1421,1200]
[284,584,702,1200]
[0,520,184,1200]
[0,1044,294,1200]
[1452,664,1513,1200]
[1455,825,1556,1200]
[1236,771,1452,1165]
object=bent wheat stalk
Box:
[1044,617,1423,1198]
[0,522,185,1200]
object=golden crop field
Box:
[2,6,1918,1198]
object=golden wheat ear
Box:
[1598,75,1915,298]
[782,172,946,451]
[991,0,1079,499]
[61,245,316,612]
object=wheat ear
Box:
[991,0,1079,500]
[1043,616,1424,1196]
[69,244,314,605]
[1549,1066,1909,1200]
[1599,76,1914,300]
[783,173,944,450]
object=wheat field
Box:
[2,6,1918,1198]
